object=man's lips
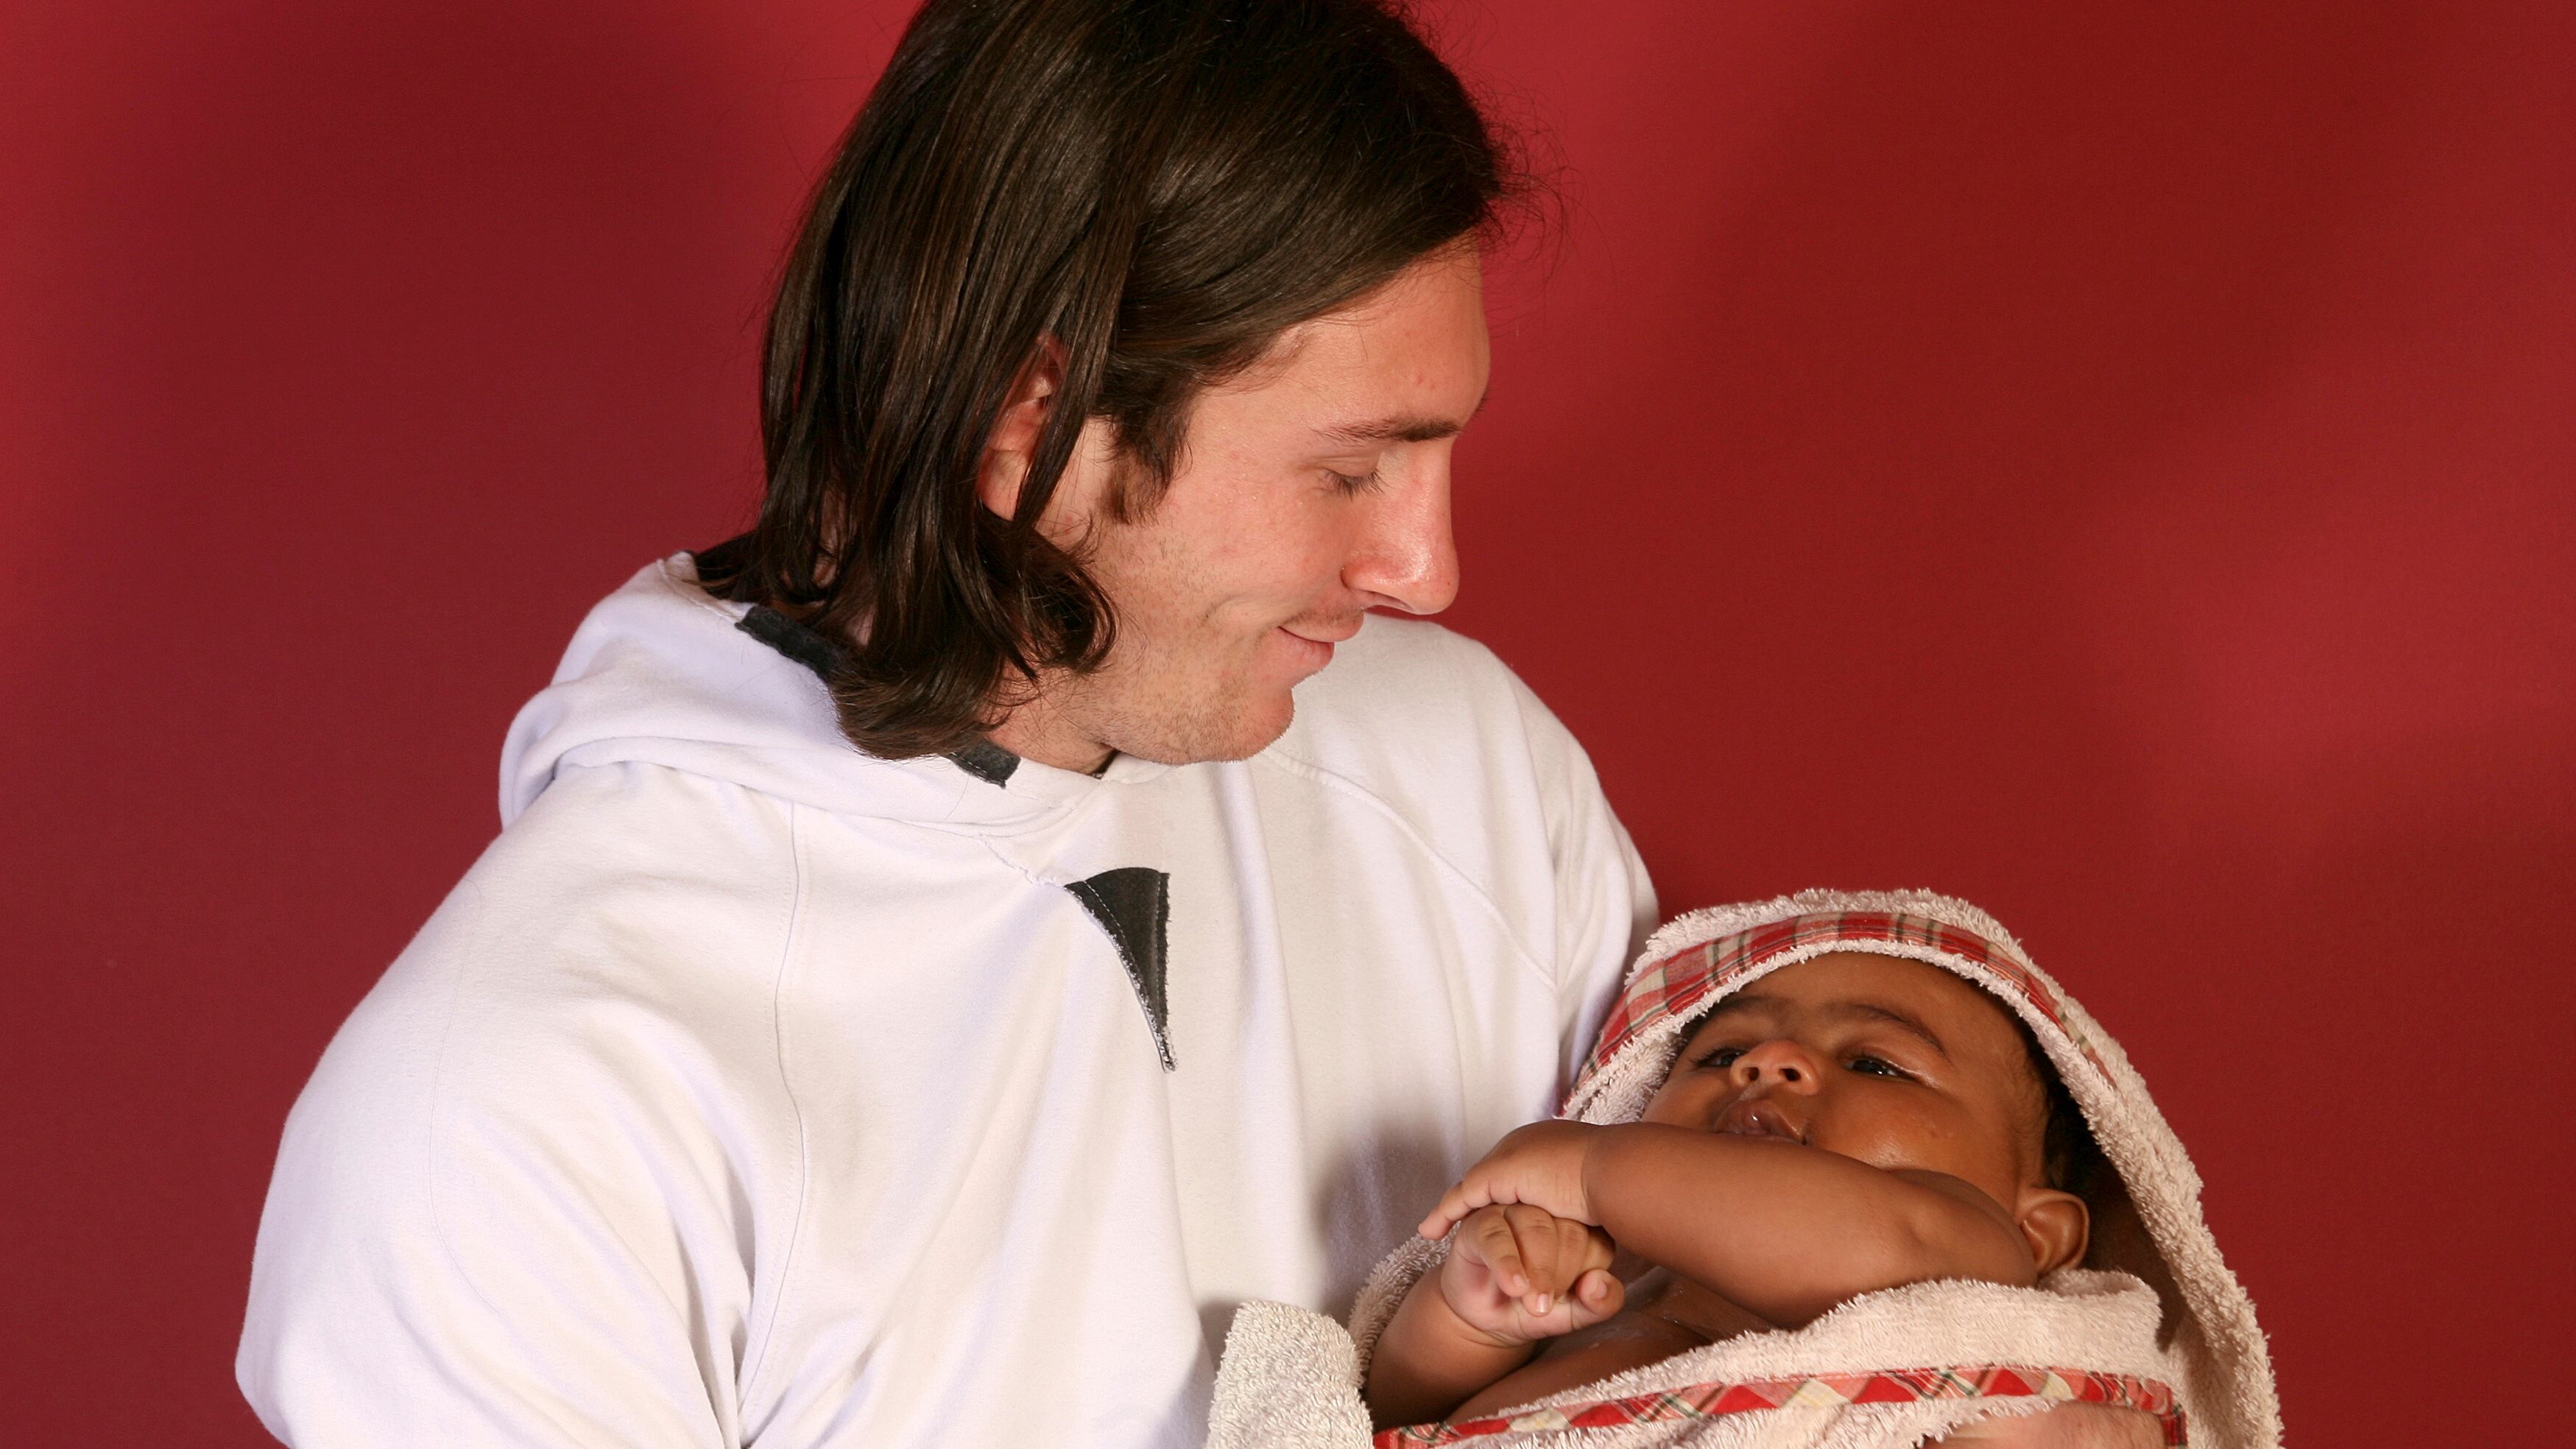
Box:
[1273,627,1334,672]
[1714,1099,1807,1143]
[1280,619,1361,647]
[1275,618,1362,671]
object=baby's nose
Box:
[1731,1039,1824,1093]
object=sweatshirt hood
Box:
[498,556,1171,833]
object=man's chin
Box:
[1111,693,1296,766]
[1229,695,1298,759]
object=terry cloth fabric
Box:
[236,556,1656,1449]
[1218,1270,2176,1449]
[1207,890,2282,1449]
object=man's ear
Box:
[976,336,1068,521]
[2014,1187,2091,1276]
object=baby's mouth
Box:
[1715,1099,1807,1143]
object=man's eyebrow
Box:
[1821,1001,1949,1057]
[1315,393,1489,448]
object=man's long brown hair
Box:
[695,0,1517,758]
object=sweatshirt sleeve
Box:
[1504,672,1659,1092]
[239,769,799,1448]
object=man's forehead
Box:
[1217,247,1489,417]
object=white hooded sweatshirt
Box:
[238,557,1655,1449]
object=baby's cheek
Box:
[1637,1076,1715,1129]
[1832,1106,1969,1174]
[1867,1106,2028,1205]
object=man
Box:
[241,3,1652,1445]
[239,4,2158,1445]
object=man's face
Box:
[1013,244,1489,768]
[1640,951,2050,1214]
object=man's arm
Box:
[240,775,793,1446]
[1420,1121,2036,1327]
[241,983,755,1445]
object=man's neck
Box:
[984,691,1115,776]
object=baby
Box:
[1364,948,2107,1433]
[1204,892,2277,1448]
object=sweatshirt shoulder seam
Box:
[1252,748,1554,991]
[737,800,812,1410]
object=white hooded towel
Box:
[1208,890,2281,1449]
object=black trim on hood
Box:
[735,605,1021,786]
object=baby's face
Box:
[1640,951,2047,1214]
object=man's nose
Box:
[1345,454,1459,616]
[1730,1040,1824,1095]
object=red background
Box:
[6,2,2570,1443]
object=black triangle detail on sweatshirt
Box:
[1066,867,1174,1071]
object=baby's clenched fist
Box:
[1439,1203,1625,1346]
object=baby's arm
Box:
[1363,1204,1623,1430]
[1420,1121,2037,1328]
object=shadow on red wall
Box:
[4,2,2569,1444]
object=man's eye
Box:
[1324,467,1384,495]
[1846,1055,1909,1079]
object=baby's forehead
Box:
[1673,950,2032,1061]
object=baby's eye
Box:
[1697,1046,1745,1070]
[1846,1054,1910,1079]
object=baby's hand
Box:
[1418,1121,1602,1241]
[1439,1203,1625,1344]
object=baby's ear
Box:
[2014,1187,2091,1276]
